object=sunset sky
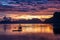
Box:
[0,0,60,19]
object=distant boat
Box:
[12,24,22,32]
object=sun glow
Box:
[6,14,53,21]
[11,15,53,20]
[17,15,40,19]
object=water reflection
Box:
[0,24,60,40]
[0,24,53,35]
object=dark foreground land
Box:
[0,33,58,40]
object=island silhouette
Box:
[0,16,42,24]
[45,12,60,34]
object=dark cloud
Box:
[0,0,60,12]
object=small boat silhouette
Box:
[12,24,22,32]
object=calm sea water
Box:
[0,24,60,40]
[0,24,53,34]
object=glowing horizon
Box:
[8,15,53,21]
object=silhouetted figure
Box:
[45,12,60,34]
[18,24,22,31]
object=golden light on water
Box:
[10,24,53,34]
